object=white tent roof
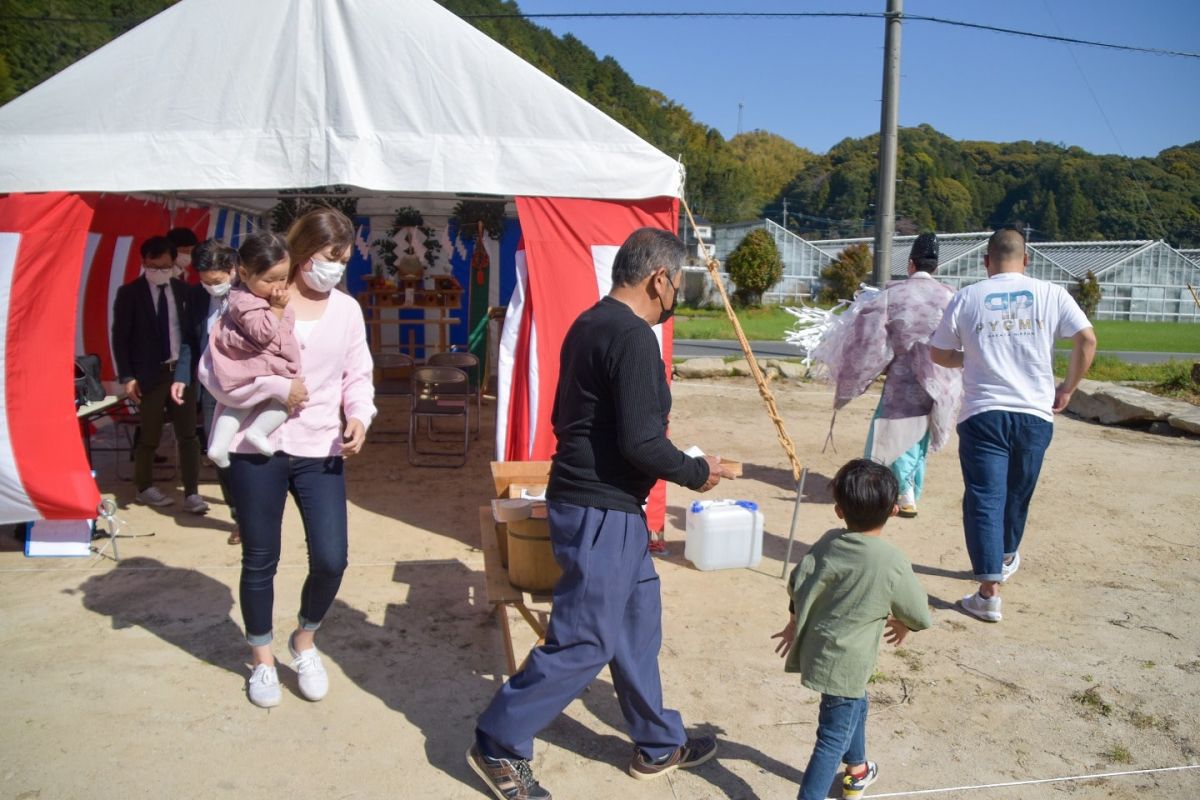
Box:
[0,0,682,200]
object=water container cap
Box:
[690,500,758,513]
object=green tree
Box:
[725,228,783,307]
[0,52,15,104]
[819,243,872,304]
[1073,270,1102,319]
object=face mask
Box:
[145,268,171,287]
[656,273,678,326]
[203,280,231,298]
[301,257,346,293]
[175,252,192,269]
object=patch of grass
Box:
[1081,673,1095,683]
[1103,744,1134,765]
[1055,320,1200,353]
[1128,710,1158,730]
[1054,356,1200,404]
[867,669,888,685]
[673,305,797,340]
[1141,660,1156,669]
[1072,686,1113,716]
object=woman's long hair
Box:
[286,207,354,281]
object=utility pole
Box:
[782,197,788,228]
[737,102,744,135]
[872,0,902,287]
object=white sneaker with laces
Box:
[1001,552,1021,582]
[182,494,210,514]
[289,634,329,702]
[135,487,173,507]
[959,591,1002,622]
[247,663,281,708]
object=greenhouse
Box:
[706,220,1200,322]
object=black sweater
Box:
[546,297,709,514]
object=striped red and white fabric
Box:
[77,195,208,380]
[0,193,101,523]
[496,196,678,532]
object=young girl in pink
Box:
[206,232,301,468]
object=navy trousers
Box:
[476,502,686,762]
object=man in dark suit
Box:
[111,236,207,513]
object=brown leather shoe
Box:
[628,735,718,780]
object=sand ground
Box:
[1,378,1197,800]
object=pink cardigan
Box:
[198,289,376,458]
[208,286,302,390]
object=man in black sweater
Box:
[470,228,733,800]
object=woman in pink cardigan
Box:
[198,208,375,708]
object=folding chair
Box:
[428,351,481,439]
[408,366,470,468]
[371,352,415,442]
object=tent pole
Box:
[780,467,808,579]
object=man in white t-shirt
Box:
[930,229,1096,623]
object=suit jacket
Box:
[111,275,194,391]
[185,282,216,375]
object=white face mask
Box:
[145,268,172,287]
[203,280,231,298]
[175,252,192,269]
[301,257,346,293]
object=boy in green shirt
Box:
[772,459,932,799]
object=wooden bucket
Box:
[506,517,562,592]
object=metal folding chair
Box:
[371,352,416,442]
[428,351,481,439]
[407,366,470,467]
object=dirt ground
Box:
[1,378,1198,800]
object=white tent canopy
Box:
[0,0,682,201]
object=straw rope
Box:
[680,199,804,482]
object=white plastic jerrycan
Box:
[684,499,764,571]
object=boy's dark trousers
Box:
[133,369,199,495]
[476,501,686,761]
[798,694,868,800]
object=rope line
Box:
[868,763,1200,798]
[680,198,804,482]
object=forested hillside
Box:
[3,0,1196,244]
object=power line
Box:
[3,10,1197,59]
[457,11,1200,60]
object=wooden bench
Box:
[477,506,552,675]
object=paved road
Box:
[673,339,1198,365]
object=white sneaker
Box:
[247,663,281,708]
[182,494,210,514]
[1001,552,1021,582]
[289,634,329,702]
[959,591,1002,622]
[135,487,173,507]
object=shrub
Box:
[1074,270,1102,319]
[819,243,872,304]
[726,228,783,307]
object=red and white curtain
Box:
[496,196,678,532]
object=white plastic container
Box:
[684,500,764,571]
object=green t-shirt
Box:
[785,528,932,698]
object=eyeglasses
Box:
[144,265,172,273]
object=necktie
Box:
[156,285,171,362]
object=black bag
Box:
[74,354,105,407]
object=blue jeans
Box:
[476,502,686,762]
[957,411,1053,582]
[227,453,348,646]
[798,694,868,800]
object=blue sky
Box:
[515,0,1200,157]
